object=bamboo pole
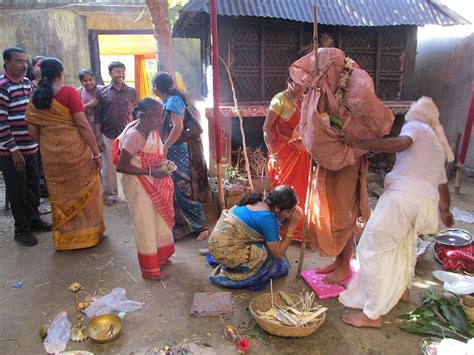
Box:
[454,83,474,195]
[209,0,225,210]
[297,1,318,278]
[219,45,254,191]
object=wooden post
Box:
[297,1,318,277]
[210,0,225,210]
[455,83,474,195]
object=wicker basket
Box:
[249,292,326,337]
[461,295,474,322]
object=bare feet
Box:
[399,288,410,303]
[323,266,352,285]
[342,312,382,328]
[161,259,172,267]
[196,230,209,241]
[315,260,340,274]
[143,272,170,281]
[104,198,116,206]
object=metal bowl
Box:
[87,314,122,343]
[435,228,473,247]
[419,337,442,355]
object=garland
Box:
[334,57,355,104]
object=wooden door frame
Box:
[88,29,154,85]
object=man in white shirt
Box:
[338,96,454,328]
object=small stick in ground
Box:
[98,257,114,270]
[145,297,156,311]
[270,279,274,306]
[121,266,138,283]
[94,257,114,296]
[33,281,51,288]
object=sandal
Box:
[38,204,52,215]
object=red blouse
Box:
[54,85,84,114]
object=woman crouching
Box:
[208,185,303,291]
[115,98,175,281]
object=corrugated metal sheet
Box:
[179,0,465,26]
[0,0,146,5]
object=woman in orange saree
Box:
[263,77,310,241]
[116,98,175,280]
[26,58,104,250]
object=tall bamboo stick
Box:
[209,0,225,210]
[219,45,254,191]
[297,1,318,277]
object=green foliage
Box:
[399,288,473,341]
[329,115,343,131]
[168,0,190,24]
[168,0,189,7]
[223,164,240,184]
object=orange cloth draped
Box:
[267,99,311,241]
[288,47,389,256]
[25,100,105,250]
[308,156,370,256]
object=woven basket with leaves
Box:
[249,292,326,337]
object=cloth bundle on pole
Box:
[290,48,395,171]
[290,48,394,255]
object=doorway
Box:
[88,30,157,99]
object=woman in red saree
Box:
[263,77,310,241]
[116,98,175,281]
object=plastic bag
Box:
[452,207,474,224]
[433,270,474,295]
[437,338,474,355]
[84,287,142,318]
[43,311,71,354]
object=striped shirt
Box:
[0,72,38,156]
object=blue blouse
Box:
[233,205,280,243]
[163,95,185,117]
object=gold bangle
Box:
[285,233,294,239]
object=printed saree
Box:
[208,208,290,291]
[25,100,105,250]
[168,142,207,239]
[118,122,175,278]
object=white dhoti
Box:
[339,189,439,319]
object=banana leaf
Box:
[399,288,474,340]
[399,319,470,341]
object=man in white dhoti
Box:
[338,96,455,328]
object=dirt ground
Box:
[1,176,473,355]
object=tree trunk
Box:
[145,0,175,76]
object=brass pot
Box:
[87,314,122,343]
